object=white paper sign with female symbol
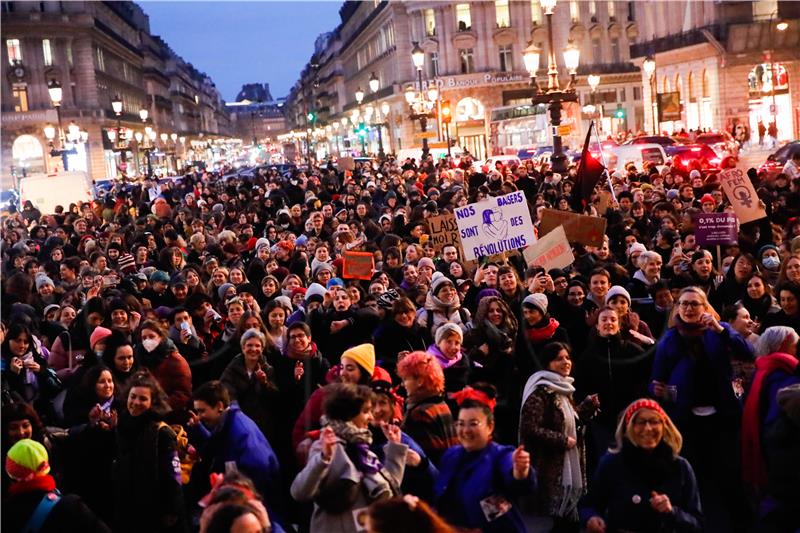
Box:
[454,191,536,261]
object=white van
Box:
[607,143,668,171]
[19,171,94,214]
[397,145,464,164]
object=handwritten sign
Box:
[523,225,575,271]
[338,157,355,171]
[428,213,460,253]
[719,168,766,223]
[454,191,536,261]
[342,251,374,280]
[538,209,607,248]
[694,213,738,246]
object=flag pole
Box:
[591,119,617,202]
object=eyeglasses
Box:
[455,420,484,429]
[678,301,703,308]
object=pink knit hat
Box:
[89,327,113,350]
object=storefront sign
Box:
[1,110,57,123]
[719,168,766,223]
[657,92,682,122]
[539,209,607,248]
[694,213,738,245]
[432,72,528,91]
[455,191,535,261]
[523,225,574,271]
[342,251,375,280]
[413,131,437,139]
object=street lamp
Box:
[587,74,602,132]
[406,41,438,159]
[46,78,75,171]
[369,72,380,94]
[522,0,580,174]
[767,13,788,140]
[643,56,657,135]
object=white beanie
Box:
[305,282,328,302]
[430,271,454,296]
[523,293,548,315]
[605,285,631,305]
[435,322,463,345]
[255,237,271,251]
[627,242,647,256]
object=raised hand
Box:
[320,426,338,461]
[512,445,531,480]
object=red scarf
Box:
[8,474,57,496]
[741,352,798,490]
[525,317,560,343]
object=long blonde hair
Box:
[667,286,719,328]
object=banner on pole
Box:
[454,191,536,261]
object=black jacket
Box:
[373,320,432,380]
[2,482,110,533]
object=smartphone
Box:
[180,321,191,332]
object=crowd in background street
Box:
[2,142,800,533]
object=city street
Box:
[1,2,799,533]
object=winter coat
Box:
[519,386,594,516]
[373,320,431,379]
[518,317,571,377]
[137,340,193,414]
[401,395,459,466]
[579,443,703,533]
[187,404,283,522]
[113,412,187,533]
[309,306,380,365]
[220,354,281,444]
[369,426,438,502]
[434,442,537,532]
[290,435,408,533]
[2,476,110,533]
[762,402,800,532]
[650,323,752,427]
[463,323,517,394]
[416,293,471,340]
[576,332,650,432]
[426,344,471,394]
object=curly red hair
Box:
[396,351,445,395]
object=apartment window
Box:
[42,39,52,66]
[456,4,471,31]
[495,0,510,28]
[122,62,129,81]
[619,88,626,102]
[95,47,105,71]
[11,83,29,112]
[499,45,513,72]
[569,1,580,22]
[459,48,475,74]
[610,38,620,63]
[633,86,641,100]
[424,8,436,36]
[428,52,439,77]
[66,41,73,67]
[592,39,602,63]
[531,0,541,25]
[589,1,597,20]
[6,38,22,64]
[608,1,616,20]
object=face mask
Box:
[722,266,730,275]
[142,338,160,353]
[762,256,780,270]
[95,350,103,358]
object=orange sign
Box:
[342,251,375,280]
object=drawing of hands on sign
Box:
[481,208,508,240]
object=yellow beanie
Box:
[341,343,376,377]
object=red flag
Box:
[572,122,605,212]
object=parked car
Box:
[607,143,669,171]
[758,141,800,180]
[694,132,738,158]
[624,135,682,156]
[517,146,552,161]
[0,189,19,214]
[670,144,722,175]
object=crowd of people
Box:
[2,146,800,533]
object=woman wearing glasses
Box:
[433,383,535,532]
[650,286,753,532]
[580,399,702,533]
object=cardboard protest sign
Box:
[523,225,574,271]
[694,212,738,246]
[338,157,355,171]
[427,214,460,253]
[719,168,766,223]
[597,190,613,216]
[342,251,374,280]
[538,209,607,248]
[454,191,536,261]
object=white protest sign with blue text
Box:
[454,190,535,261]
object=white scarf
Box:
[521,370,584,517]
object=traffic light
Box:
[441,100,452,123]
[306,111,315,122]
[356,122,368,138]
[614,107,625,119]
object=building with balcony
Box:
[0,0,232,187]
[285,0,644,162]
[630,0,800,141]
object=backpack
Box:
[21,490,61,533]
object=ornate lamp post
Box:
[406,42,438,160]
[522,0,580,174]
[354,86,367,156]
[367,72,388,160]
[45,78,77,171]
[587,73,602,132]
